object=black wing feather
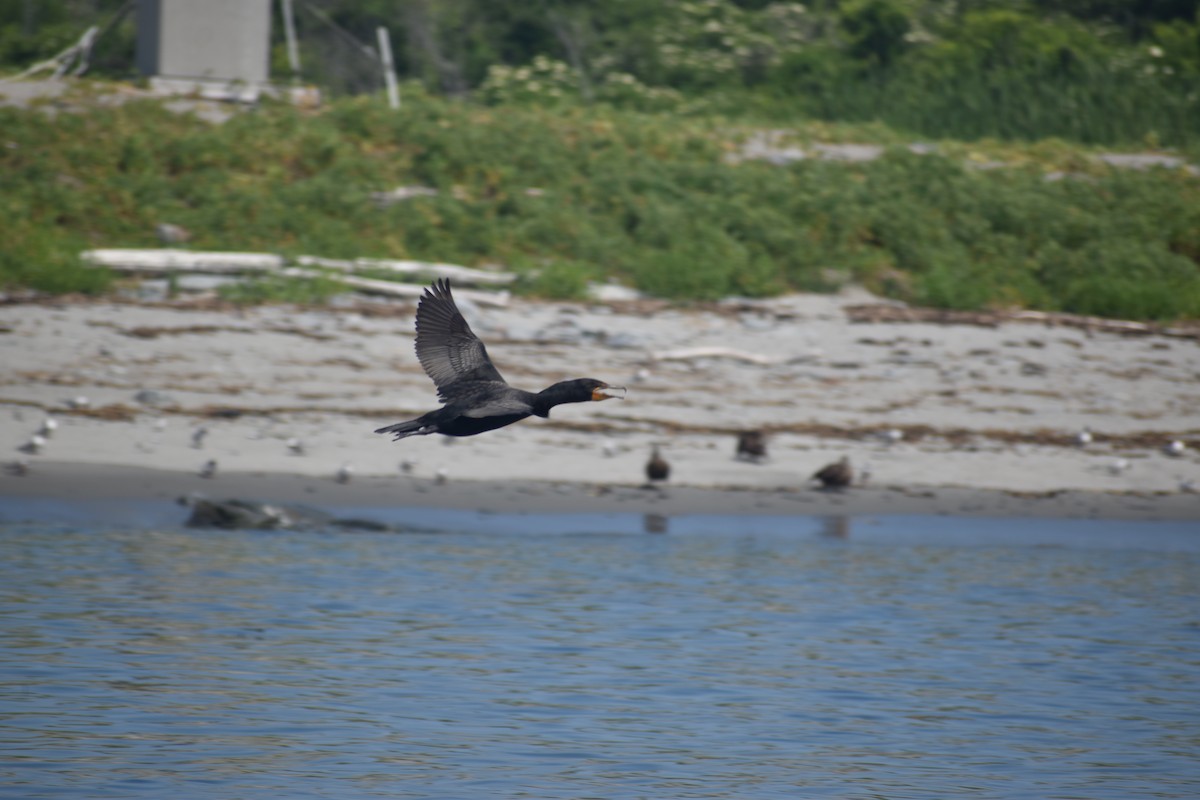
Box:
[414,278,506,400]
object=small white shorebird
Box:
[191,427,208,449]
[1163,440,1186,458]
[1073,427,1093,447]
[19,435,46,455]
[336,463,354,484]
[286,437,306,456]
[199,459,218,479]
[37,418,58,438]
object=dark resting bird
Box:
[812,456,853,489]
[375,279,625,440]
[645,445,670,484]
[735,429,768,462]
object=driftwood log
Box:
[294,255,515,285]
[82,249,285,274]
[80,248,514,305]
[279,269,510,307]
[844,303,1200,341]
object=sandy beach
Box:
[2,288,1198,521]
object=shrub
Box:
[1,92,1197,319]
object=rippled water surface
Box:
[2,512,1199,799]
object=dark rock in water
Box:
[180,497,311,530]
[332,517,392,532]
[179,496,389,532]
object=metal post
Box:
[281,0,301,80]
[376,26,400,110]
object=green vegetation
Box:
[2,90,1198,318]
[476,3,1200,149]
[2,2,1198,317]
[219,274,348,307]
[5,1,1199,146]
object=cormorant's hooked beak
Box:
[593,385,626,401]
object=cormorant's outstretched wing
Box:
[414,279,506,400]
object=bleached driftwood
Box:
[296,255,515,286]
[1007,310,1170,336]
[844,303,1200,340]
[281,268,510,307]
[651,346,778,366]
[80,248,514,305]
[82,249,513,285]
[370,186,439,206]
[1,25,98,82]
[82,249,285,274]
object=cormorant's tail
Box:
[374,417,434,441]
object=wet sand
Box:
[3,460,1199,522]
[1,289,1198,522]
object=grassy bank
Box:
[2,87,1198,319]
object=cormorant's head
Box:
[537,379,626,413]
[584,379,626,402]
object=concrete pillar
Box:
[137,0,272,90]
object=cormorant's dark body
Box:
[375,279,622,441]
[386,406,527,438]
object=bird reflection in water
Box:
[643,513,670,534]
[818,515,851,539]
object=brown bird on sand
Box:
[735,429,768,462]
[375,279,625,441]
[812,456,853,489]
[646,445,670,484]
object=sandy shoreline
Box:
[2,289,1198,524]
[3,460,1200,523]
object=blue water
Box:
[1,510,1198,799]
